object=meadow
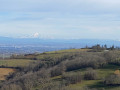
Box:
[0,59,36,67]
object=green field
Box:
[45,49,91,54]
[35,49,91,60]
[0,59,36,67]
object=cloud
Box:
[0,0,120,14]
[0,0,120,39]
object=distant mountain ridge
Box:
[0,36,119,47]
[0,36,119,54]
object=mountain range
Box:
[0,36,119,54]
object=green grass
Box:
[0,59,36,67]
[69,80,101,89]
[35,49,90,60]
[45,49,91,54]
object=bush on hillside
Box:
[65,55,106,71]
[62,72,82,85]
[84,68,98,80]
[104,74,120,86]
[50,65,66,77]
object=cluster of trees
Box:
[104,74,120,86]
[85,44,119,52]
[65,55,106,71]
[61,68,98,86]
[62,72,82,85]
[84,68,98,80]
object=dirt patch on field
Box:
[0,68,15,80]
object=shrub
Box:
[84,68,98,80]
[104,74,120,85]
[62,72,82,85]
[50,64,66,77]
[1,84,22,90]
[65,55,106,71]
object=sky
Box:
[0,0,120,40]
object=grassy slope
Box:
[44,49,120,90]
[45,49,91,54]
[0,59,36,67]
[0,59,36,80]
[1,49,120,90]
[50,64,120,90]
[35,49,91,59]
[21,49,120,90]
[67,64,120,90]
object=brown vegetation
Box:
[0,68,15,80]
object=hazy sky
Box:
[0,0,120,39]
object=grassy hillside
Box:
[1,47,120,90]
[0,59,36,67]
[34,48,120,90]
[0,59,36,81]
[60,64,120,90]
